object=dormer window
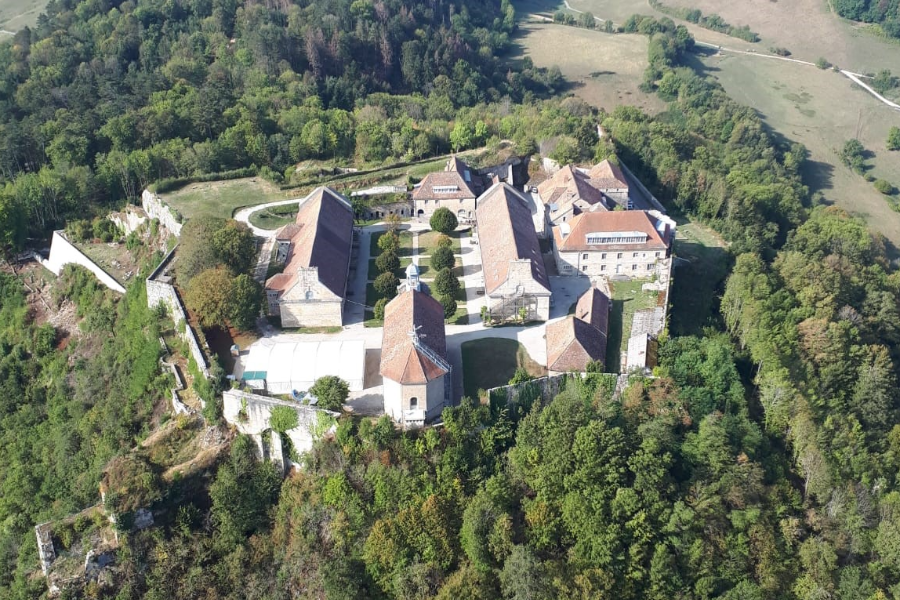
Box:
[433,185,459,194]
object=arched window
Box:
[409,397,418,409]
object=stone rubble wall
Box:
[107,206,148,235]
[141,189,182,237]
[45,231,126,294]
[146,247,209,378]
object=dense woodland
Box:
[831,0,900,39]
[2,2,900,600]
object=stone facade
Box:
[45,231,126,293]
[414,196,477,220]
[486,260,551,322]
[141,189,182,237]
[267,266,343,328]
[383,374,448,427]
[554,246,667,277]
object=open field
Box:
[461,338,547,399]
[0,0,45,33]
[511,22,665,114]
[696,52,900,248]
[163,178,289,221]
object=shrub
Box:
[434,268,459,297]
[374,272,399,298]
[874,179,896,195]
[270,406,299,433]
[816,57,831,69]
[377,231,400,254]
[375,250,400,274]
[431,246,456,271]
[430,207,458,234]
[374,297,388,321]
[769,47,791,57]
[436,234,453,249]
[309,376,350,411]
[439,294,457,318]
[888,126,900,151]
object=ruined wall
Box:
[146,248,209,377]
[45,231,126,293]
[107,206,148,235]
[141,189,182,237]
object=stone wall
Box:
[487,372,621,409]
[141,189,182,237]
[222,389,339,466]
[146,247,209,377]
[45,231,126,293]
[107,206,148,235]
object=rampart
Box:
[44,231,126,293]
[141,189,182,237]
[146,247,209,377]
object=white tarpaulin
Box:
[242,339,366,393]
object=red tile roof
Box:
[574,286,611,334]
[546,286,611,372]
[380,290,449,384]
[266,187,354,298]
[553,210,671,253]
[412,170,476,201]
[537,165,607,213]
[476,183,550,295]
[588,159,629,190]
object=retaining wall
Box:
[141,189,182,237]
[146,247,209,377]
[45,231,126,293]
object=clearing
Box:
[669,219,730,336]
[606,279,661,373]
[461,338,547,399]
[697,52,900,249]
[162,177,290,221]
[511,22,665,114]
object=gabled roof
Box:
[546,317,608,372]
[574,286,611,334]
[537,165,608,214]
[476,183,550,295]
[553,210,672,253]
[380,290,449,385]
[588,159,629,190]
[266,187,354,297]
[412,170,476,201]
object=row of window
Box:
[563,263,654,272]
[581,251,662,260]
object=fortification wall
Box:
[146,248,209,377]
[45,231,126,293]
[141,189,182,237]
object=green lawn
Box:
[162,178,289,221]
[418,230,463,256]
[669,220,731,336]
[606,280,661,373]
[249,203,299,230]
[369,230,414,257]
[461,338,547,400]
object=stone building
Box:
[587,159,631,207]
[551,209,674,278]
[545,286,611,373]
[266,187,354,327]
[412,157,478,220]
[537,164,610,226]
[380,290,451,427]
[476,183,551,322]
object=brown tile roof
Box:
[574,286,611,334]
[476,183,550,295]
[265,187,354,298]
[380,290,449,384]
[546,316,608,372]
[275,223,301,241]
[412,170,476,201]
[537,165,608,214]
[588,159,629,190]
[553,210,672,253]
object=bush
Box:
[816,57,831,69]
[377,231,400,254]
[888,126,900,151]
[874,179,896,195]
[436,234,453,249]
[439,294,457,318]
[430,207,458,234]
[374,272,399,299]
[431,246,456,271]
[309,376,350,411]
[434,268,459,297]
[375,250,400,274]
[374,297,388,320]
[270,406,299,432]
[769,47,791,57]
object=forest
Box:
[831,0,900,39]
[0,2,900,600]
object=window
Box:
[655,251,661,258]
[433,185,459,194]
[632,264,637,271]
[582,253,588,260]
[601,265,606,271]
[581,265,587,271]
[646,264,653,270]
[410,397,418,409]
[632,252,638,258]
[584,231,649,245]
[617,253,623,259]
[601,253,607,259]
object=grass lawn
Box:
[162,177,289,221]
[418,230,463,256]
[606,280,661,373]
[669,220,731,336]
[249,203,299,230]
[369,230,414,257]
[462,338,547,400]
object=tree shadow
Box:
[669,241,732,337]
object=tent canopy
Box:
[242,339,366,393]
